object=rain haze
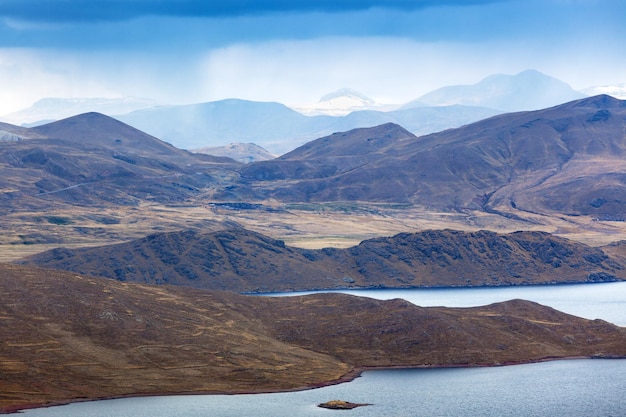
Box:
[0,0,624,116]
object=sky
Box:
[0,0,625,116]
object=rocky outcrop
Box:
[318,400,370,410]
[18,228,626,292]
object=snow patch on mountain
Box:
[293,88,395,116]
[582,84,626,100]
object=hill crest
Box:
[18,227,626,293]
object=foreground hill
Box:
[0,112,240,210]
[19,228,626,292]
[2,262,625,412]
[224,95,626,219]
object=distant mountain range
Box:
[224,95,626,220]
[410,69,585,112]
[0,96,160,126]
[4,70,618,157]
[116,99,498,154]
[1,94,625,221]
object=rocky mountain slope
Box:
[18,228,625,293]
[0,122,44,141]
[0,112,240,210]
[224,95,626,219]
[2,262,625,412]
[193,142,276,163]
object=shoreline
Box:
[246,279,626,296]
[4,355,624,415]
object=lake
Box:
[265,281,626,326]
[18,360,626,417]
[17,282,626,416]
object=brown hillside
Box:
[31,112,184,155]
[239,123,416,182]
[219,95,626,218]
[18,228,626,293]
[0,113,240,210]
[0,122,43,140]
[1,262,625,412]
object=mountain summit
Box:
[415,70,585,112]
[0,112,240,210]
[296,88,385,116]
[320,88,375,105]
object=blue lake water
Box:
[17,282,626,416]
[19,360,626,417]
[266,281,626,326]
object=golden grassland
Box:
[3,201,626,262]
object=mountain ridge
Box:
[219,95,626,220]
[117,98,498,154]
[18,227,626,293]
[0,112,241,210]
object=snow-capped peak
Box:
[293,88,384,116]
[581,84,626,100]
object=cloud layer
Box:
[0,0,499,22]
[0,0,624,117]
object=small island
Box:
[318,400,371,410]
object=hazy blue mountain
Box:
[413,70,586,112]
[117,98,499,155]
[0,97,160,126]
[116,99,338,155]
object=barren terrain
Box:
[3,200,626,263]
[2,263,625,413]
[2,96,626,413]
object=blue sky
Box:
[0,0,624,115]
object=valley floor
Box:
[2,202,626,262]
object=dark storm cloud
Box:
[0,0,503,22]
